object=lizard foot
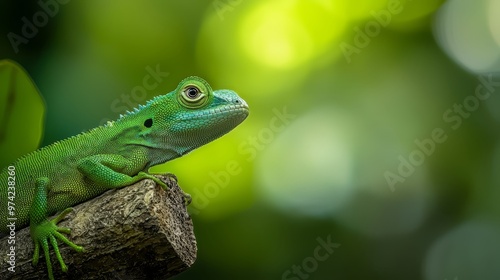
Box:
[31,208,84,280]
[153,173,190,205]
[147,172,178,184]
[163,173,178,183]
[137,171,169,190]
[140,172,189,205]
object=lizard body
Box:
[0,76,249,279]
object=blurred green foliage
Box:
[0,60,44,169]
[2,0,500,279]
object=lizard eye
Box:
[179,85,208,108]
[185,86,200,99]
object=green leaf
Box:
[0,59,45,169]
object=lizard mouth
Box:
[212,103,249,115]
[183,103,249,121]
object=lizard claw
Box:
[31,208,84,280]
[164,173,178,183]
[183,192,192,206]
[137,172,169,190]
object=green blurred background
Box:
[2,0,500,279]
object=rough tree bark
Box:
[0,174,197,279]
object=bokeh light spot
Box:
[256,108,355,216]
[488,0,500,48]
[434,0,500,73]
[424,220,500,280]
[240,0,347,69]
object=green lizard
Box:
[0,76,249,279]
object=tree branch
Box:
[0,174,197,279]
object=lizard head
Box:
[143,76,249,157]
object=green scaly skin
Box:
[0,76,249,279]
